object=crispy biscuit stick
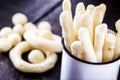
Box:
[60,11,75,52]
[78,27,97,62]
[86,4,95,14]
[62,0,71,12]
[94,23,107,62]
[73,2,85,39]
[75,2,85,15]
[71,41,84,60]
[92,3,106,27]
[114,19,120,59]
[73,14,81,39]
[103,33,116,62]
[92,3,106,41]
[80,13,94,43]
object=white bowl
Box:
[60,29,120,80]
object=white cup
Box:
[60,30,120,80]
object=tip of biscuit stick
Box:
[75,2,85,14]
[115,19,120,31]
[87,4,95,11]
[96,23,108,33]
[97,3,106,12]
[77,2,84,6]
[62,0,71,11]
[78,27,89,39]
[59,11,71,28]
[71,41,83,59]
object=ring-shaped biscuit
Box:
[9,41,58,73]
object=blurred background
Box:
[0,0,120,80]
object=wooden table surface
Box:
[0,0,120,80]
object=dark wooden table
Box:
[0,0,120,80]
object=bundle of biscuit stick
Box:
[60,0,120,63]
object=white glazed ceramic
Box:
[60,29,120,80]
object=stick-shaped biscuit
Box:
[62,0,71,12]
[71,41,84,60]
[73,14,81,39]
[114,19,120,59]
[73,3,85,39]
[103,33,116,62]
[60,11,75,52]
[75,2,85,15]
[94,23,107,62]
[86,4,95,14]
[80,13,94,43]
[78,27,97,62]
[92,4,106,31]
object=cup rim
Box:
[62,39,120,65]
